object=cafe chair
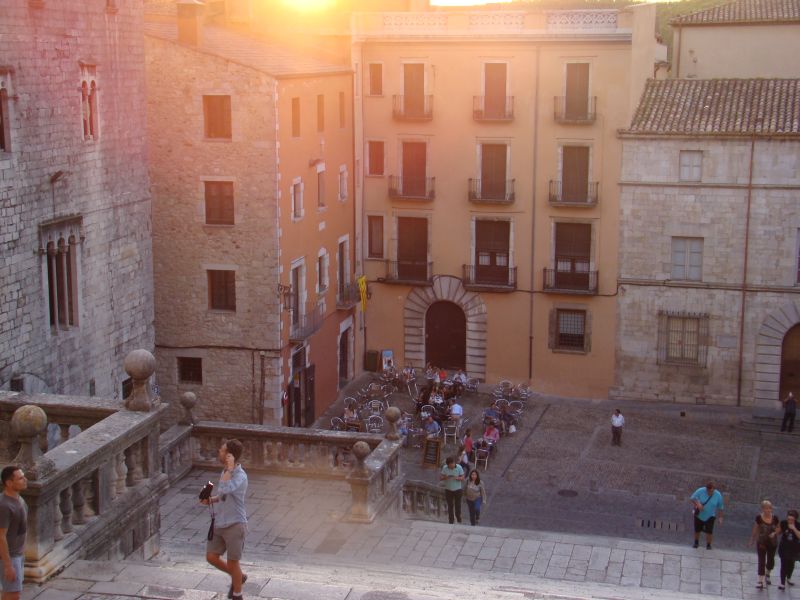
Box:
[369,399,385,416]
[367,415,384,434]
[512,383,533,401]
[509,400,524,420]
[443,420,459,446]
[330,417,345,431]
[465,378,480,393]
[475,447,490,471]
[420,404,436,418]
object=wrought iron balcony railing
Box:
[336,282,360,310]
[548,180,599,206]
[384,260,433,285]
[392,94,433,120]
[554,96,597,124]
[543,266,598,294]
[463,264,517,291]
[289,302,325,342]
[388,175,435,200]
[468,178,515,204]
[473,95,514,121]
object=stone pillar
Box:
[178,391,197,425]
[384,406,401,441]
[123,349,157,412]
[346,441,373,523]
[11,405,48,466]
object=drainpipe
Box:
[258,350,266,423]
[674,26,681,77]
[528,45,541,382]
[736,134,756,407]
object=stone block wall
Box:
[145,35,282,423]
[0,0,154,398]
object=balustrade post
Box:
[83,474,96,518]
[71,479,86,525]
[60,487,73,534]
[11,405,49,469]
[179,391,197,425]
[115,452,127,495]
[384,407,401,441]
[53,497,63,541]
[122,349,156,412]
[346,441,373,522]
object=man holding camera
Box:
[200,439,248,600]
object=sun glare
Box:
[281,0,336,12]
[431,0,507,4]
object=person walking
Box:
[439,456,464,525]
[201,439,248,600]
[782,392,796,433]
[611,409,625,446]
[464,469,487,526]
[778,509,800,590]
[0,466,28,600]
[690,481,725,550]
[750,499,780,589]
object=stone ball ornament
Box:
[124,348,156,380]
[10,404,48,438]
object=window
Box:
[0,71,11,151]
[553,222,592,291]
[402,63,426,118]
[367,141,384,176]
[679,150,702,182]
[480,143,508,200]
[9,377,23,392]
[203,95,231,139]
[337,238,350,294]
[317,251,329,293]
[564,63,590,120]
[475,220,510,284]
[121,378,133,400]
[204,181,234,225]
[658,311,709,366]
[400,141,427,196]
[554,309,586,350]
[561,146,590,203]
[317,94,324,132]
[80,64,98,141]
[483,63,507,119]
[368,63,382,96]
[317,168,326,208]
[41,218,82,330]
[208,270,236,311]
[368,215,384,258]
[291,178,303,219]
[339,91,345,127]
[671,237,703,281]
[291,97,300,137]
[338,166,348,201]
[290,263,304,325]
[177,357,202,384]
[396,217,428,281]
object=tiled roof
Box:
[626,78,800,135]
[144,22,350,78]
[672,0,800,25]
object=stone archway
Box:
[754,301,800,414]
[404,275,487,381]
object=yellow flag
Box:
[357,275,367,312]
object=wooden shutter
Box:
[368,141,384,175]
[481,144,507,199]
[565,63,589,119]
[562,146,589,203]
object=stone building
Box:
[613,78,800,411]
[352,6,665,398]
[145,3,356,425]
[671,0,800,79]
[0,1,154,398]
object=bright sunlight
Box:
[280,0,337,12]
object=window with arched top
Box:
[80,64,98,140]
[40,218,82,331]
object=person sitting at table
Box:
[343,405,358,421]
[402,365,416,384]
[453,369,467,396]
[424,415,441,438]
[462,428,474,459]
[499,404,516,434]
[483,421,500,446]
[484,403,500,425]
[415,386,432,415]
[382,360,400,389]
[432,365,442,390]
[449,398,463,427]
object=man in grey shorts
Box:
[0,465,28,600]
[201,439,248,600]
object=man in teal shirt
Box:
[691,481,725,550]
[440,456,464,524]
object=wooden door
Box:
[475,220,510,284]
[397,217,428,281]
[565,63,589,119]
[402,142,427,197]
[781,325,800,400]
[404,63,425,117]
[425,301,466,370]
[562,146,589,203]
[484,63,506,118]
[481,144,507,200]
[555,222,591,290]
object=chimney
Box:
[177,0,204,47]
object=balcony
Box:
[384,260,433,285]
[463,264,517,292]
[289,302,324,342]
[468,178,515,204]
[543,266,598,294]
[473,96,514,121]
[554,96,597,124]
[548,180,599,207]
[388,175,436,201]
[336,282,360,310]
[392,94,433,120]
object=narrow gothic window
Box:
[41,219,82,331]
[80,64,98,140]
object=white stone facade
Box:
[614,136,800,410]
[0,1,154,398]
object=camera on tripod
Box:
[198,481,214,501]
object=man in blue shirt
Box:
[201,439,248,600]
[690,480,725,550]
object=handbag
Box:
[693,492,713,516]
[207,517,215,541]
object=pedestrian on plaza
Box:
[610,408,625,446]
[457,443,471,475]
[778,509,800,590]
[750,499,780,589]
[201,439,249,600]
[0,466,27,600]
[781,391,796,433]
[439,456,464,525]
[464,469,487,526]
[690,480,725,550]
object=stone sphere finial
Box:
[384,406,401,441]
[123,349,156,412]
[11,405,55,477]
[352,441,371,476]
[178,391,197,425]
[11,404,47,439]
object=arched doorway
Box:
[780,324,800,399]
[425,301,466,370]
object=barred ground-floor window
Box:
[657,311,709,366]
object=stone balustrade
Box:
[401,480,448,521]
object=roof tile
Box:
[672,0,800,25]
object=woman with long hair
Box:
[464,469,487,526]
